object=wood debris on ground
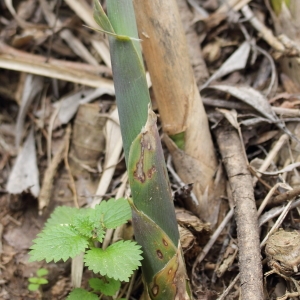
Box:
[1,0,300,299]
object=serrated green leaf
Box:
[73,209,97,238]
[45,206,79,227]
[67,288,98,300]
[72,207,105,242]
[84,240,143,281]
[94,228,105,243]
[36,268,48,277]
[29,225,88,263]
[28,283,39,291]
[95,198,131,229]
[89,277,120,296]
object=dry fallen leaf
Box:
[208,84,299,141]
[6,129,40,197]
[54,86,115,126]
[202,41,251,89]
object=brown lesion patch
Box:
[162,238,168,247]
[133,161,145,182]
[133,131,147,183]
[147,166,156,179]
[133,107,159,183]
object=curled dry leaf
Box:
[178,225,194,252]
[202,41,251,89]
[176,208,211,234]
[208,84,299,141]
[216,239,238,278]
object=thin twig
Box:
[125,270,137,300]
[217,273,240,300]
[261,200,294,247]
[39,124,71,213]
[192,208,234,277]
[272,185,300,205]
[64,125,79,208]
[257,182,291,216]
[253,134,289,186]
[47,102,61,166]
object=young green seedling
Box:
[28,268,49,292]
[67,276,127,299]
[29,198,143,298]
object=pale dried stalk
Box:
[0,42,112,76]
[269,0,300,87]
[39,0,99,66]
[64,126,79,209]
[0,56,113,89]
[39,125,72,213]
[64,0,112,67]
[133,0,225,223]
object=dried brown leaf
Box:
[6,129,39,197]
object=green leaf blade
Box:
[28,283,40,291]
[36,268,48,277]
[67,288,98,300]
[93,0,115,34]
[108,38,149,162]
[95,198,131,229]
[29,225,88,263]
[28,277,39,284]
[37,278,48,285]
[89,277,121,296]
[128,108,179,245]
[84,240,143,281]
[45,206,79,227]
[106,0,143,63]
[73,208,99,239]
[130,201,177,284]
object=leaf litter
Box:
[2,0,300,299]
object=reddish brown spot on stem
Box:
[152,285,159,296]
[156,249,163,259]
